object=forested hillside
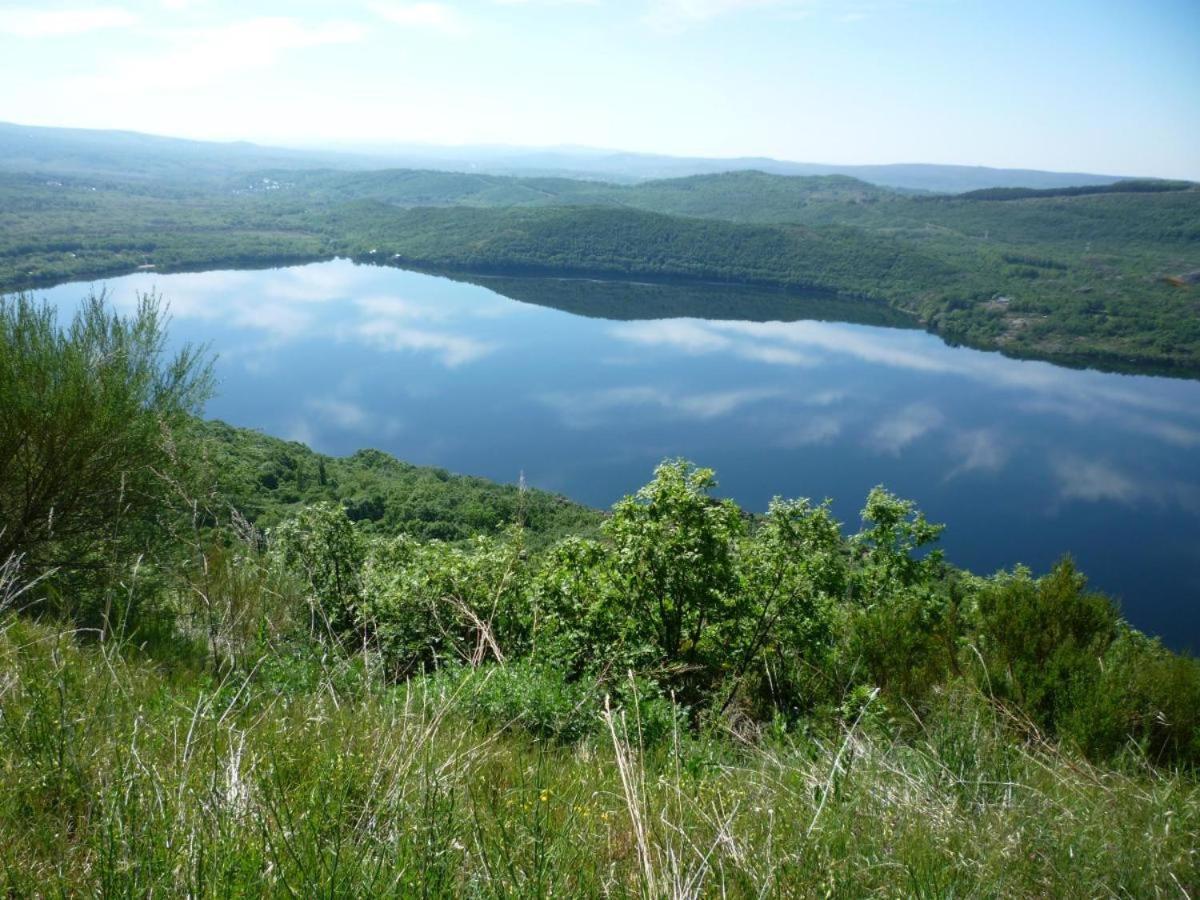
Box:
[2,137,1198,375]
[197,419,600,543]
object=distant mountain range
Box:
[0,121,1132,194]
[324,144,1132,193]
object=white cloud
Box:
[262,265,366,303]
[73,16,365,93]
[675,387,781,418]
[614,318,947,373]
[232,302,314,339]
[354,294,451,321]
[613,320,733,354]
[804,389,847,407]
[305,396,405,437]
[285,417,316,447]
[643,0,787,29]
[716,320,952,373]
[0,6,139,38]
[610,319,816,367]
[368,2,469,34]
[308,397,369,429]
[491,0,596,5]
[737,343,814,366]
[1049,456,1200,515]
[613,319,1200,459]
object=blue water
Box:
[39,259,1200,652]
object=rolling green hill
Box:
[330,203,955,297]
[2,143,1198,375]
[196,419,601,544]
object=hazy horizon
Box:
[1,118,1154,181]
[1,1,1197,181]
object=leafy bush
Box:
[601,460,746,707]
[843,488,955,698]
[270,501,365,633]
[532,463,843,717]
[530,536,626,679]
[1060,629,1200,765]
[357,526,531,676]
[969,559,1118,732]
[416,661,600,743]
[723,497,844,719]
[0,291,210,624]
[266,458,1200,769]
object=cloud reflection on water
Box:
[868,403,945,456]
[945,428,1011,479]
[608,317,1200,454]
[541,386,783,429]
[51,263,1200,523]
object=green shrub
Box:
[842,488,955,698]
[0,291,211,625]
[602,459,746,707]
[357,526,531,675]
[530,536,627,679]
[1061,629,1200,766]
[262,463,1199,769]
[416,661,600,743]
[532,464,844,718]
[271,501,365,633]
[722,497,844,719]
[970,558,1118,732]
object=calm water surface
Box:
[40,260,1200,651]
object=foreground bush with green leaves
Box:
[3,293,1199,894]
[271,459,1200,769]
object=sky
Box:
[0,0,1197,178]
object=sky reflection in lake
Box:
[39,259,1200,651]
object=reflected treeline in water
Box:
[439,272,920,327]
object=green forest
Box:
[2,149,1198,375]
[1,290,1198,894]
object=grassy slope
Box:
[2,612,1196,896]
[2,420,1198,893]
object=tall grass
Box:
[1,605,1195,896]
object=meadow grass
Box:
[1,611,1195,897]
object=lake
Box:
[38,259,1200,652]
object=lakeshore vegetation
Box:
[1,126,1198,376]
[1,290,1198,894]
